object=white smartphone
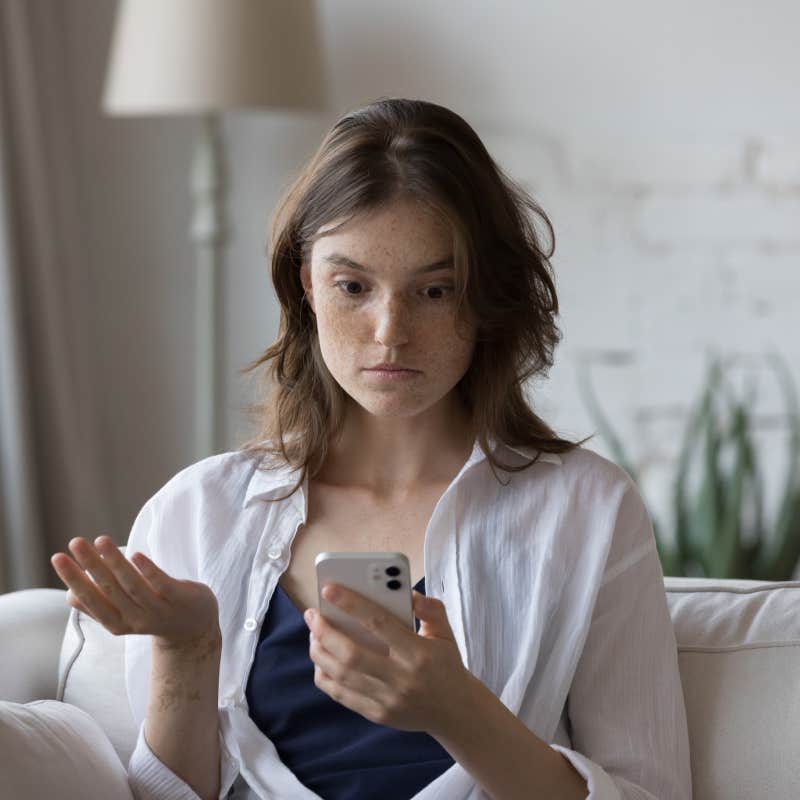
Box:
[315,551,415,655]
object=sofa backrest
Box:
[58,590,137,767]
[56,567,800,798]
[664,576,800,799]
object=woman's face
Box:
[300,197,477,420]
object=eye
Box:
[423,286,453,301]
[333,280,364,297]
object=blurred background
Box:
[1,0,798,592]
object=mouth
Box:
[363,367,422,379]
[364,364,420,372]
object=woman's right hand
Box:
[51,536,221,651]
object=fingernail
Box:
[304,609,315,624]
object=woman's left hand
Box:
[303,583,476,736]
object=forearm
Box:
[431,673,589,800]
[144,629,224,800]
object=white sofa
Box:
[1,550,799,799]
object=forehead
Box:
[312,200,453,263]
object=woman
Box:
[51,98,692,800]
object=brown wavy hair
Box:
[236,97,592,499]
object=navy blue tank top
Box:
[245,575,455,798]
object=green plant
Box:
[577,351,800,579]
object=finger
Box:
[309,630,387,689]
[312,663,385,723]
[66,538,145,620]
[311,609,397,677]
[320,583,414,651]
[51,551,124,629]
[65,588,95,619]
[92,537,166,607]
[124,549,174,598]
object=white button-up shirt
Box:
[124,439,692,800]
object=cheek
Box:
[316,306,366,365]
[318,301,359,337]
[422,322,475,367]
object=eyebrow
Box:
[322,253,455,275]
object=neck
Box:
[318,402,476,495]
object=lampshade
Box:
[102,0,327,115]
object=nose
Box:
[373,293,412,348]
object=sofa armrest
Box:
[0,588,70,703]
[0,699,135,800]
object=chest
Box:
[277,482,448,615]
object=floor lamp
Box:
[101,0,326,459]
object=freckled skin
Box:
[299,197,477,425]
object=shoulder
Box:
[128,450,268,572]
[507,443,635,502]
[508,445,647,537]
[147,449,265,512]
[558,445,635,494]
[560,448,655,562]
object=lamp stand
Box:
[190,113,225,458]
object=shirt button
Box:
[243,618,258,632]
[267,547,282,560]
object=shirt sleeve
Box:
[128,719,241,800]
[123,492,242,800]
[550,480,693,800]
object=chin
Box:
[343,389,432,419]
[358,401,428,419]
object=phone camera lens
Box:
[385,566,401,576]
[386,579,402,590]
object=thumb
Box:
[413,591,456,639]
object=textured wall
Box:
[59,1,799,574]
[483,129,799,571]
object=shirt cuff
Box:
[218,727,242,798]
[128,719,240,800]
[550,744,623,800]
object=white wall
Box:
[62,0,800,575]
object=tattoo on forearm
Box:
[155,671,206,711]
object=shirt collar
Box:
[243,435,561,509]
[243,449,304,509]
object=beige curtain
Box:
[0,0,111,593]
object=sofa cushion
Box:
[0,699,135,799]
[665,577,800,800]
[48,556,800,800]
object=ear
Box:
[300,262,315,313]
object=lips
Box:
[366,365,418,371]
